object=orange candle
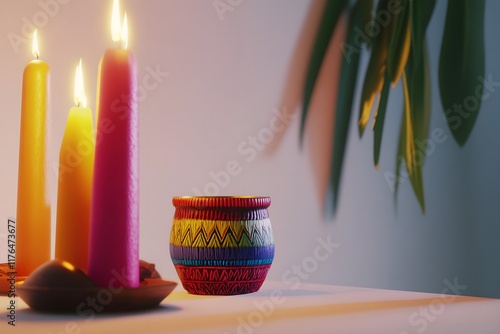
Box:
[55,60,95,272]
[16,30,51,276]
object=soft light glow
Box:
[111,0,128,49]
[61,261,76,272]
[74,59,87,108]
[32,30,39,59]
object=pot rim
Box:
[172,196,271,209]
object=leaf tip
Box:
[358,123,365,137]
[324,186,338,220]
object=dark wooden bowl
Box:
[16,260,177,313]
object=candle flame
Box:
[111,0,121,42]
[122,14,128,49]
[111,0,128,49]
[74,59,87,108]
[32,30,39,59]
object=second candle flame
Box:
[74,59,87,108]
[111,0,128,49]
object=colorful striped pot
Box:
[169,196,274,295]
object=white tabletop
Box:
[1,281,499,334]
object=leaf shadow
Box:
[266,0,346,215]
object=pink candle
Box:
[88,1,139,288]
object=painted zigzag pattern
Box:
[170,218,274,248]
[174,207,270,221]
[180,281,264,295]
[175,264,271,282]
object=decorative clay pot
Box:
[169,196,274,295]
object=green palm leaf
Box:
[386,0,411,86]
[394,41,430,211]
[373,73,390,168]
[374,0,411,167]
[328,0,372,215]
[357,0,394,137]
[439,0,485,146]
[409,42,431,153]
[394,114,405,199]
[402,72,425,212]
[410,0,436,65]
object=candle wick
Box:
[77,101,81,108]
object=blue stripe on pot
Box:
[171,258,274,266]
[169,244,275,261]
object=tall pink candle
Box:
[88,1,139,288]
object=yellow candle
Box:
[55,60,95,272]
[16,30,51,276]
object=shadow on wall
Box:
[266,0,346,216]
